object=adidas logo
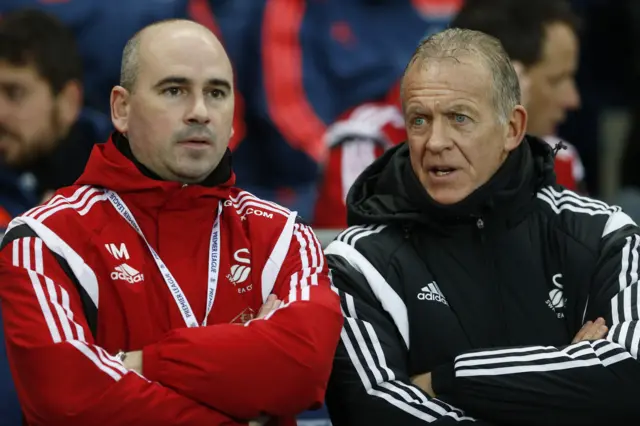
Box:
[417,281,448,305]
[111,263,144,284]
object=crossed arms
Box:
[0,222,342,425]
[325,219,640,425]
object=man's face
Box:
[114,27,235,183]
[0,61,61,167]
[403,57,524,205]
[525,22,580,137]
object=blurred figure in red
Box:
[314,0,585,229]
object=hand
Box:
[256,294,282,320]
[411,372,435,398]
[572,317,608,344]
[122,350,143,374]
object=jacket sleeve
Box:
[142,221,343,419]
[0,234,242,426]
[0,306,21,426]
[324,244,489,425]
[431,213,640,426]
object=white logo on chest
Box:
[111,263,144,283]
[546,273,567,318]
[227,248,253,293]
[105,243,129,260]
[105,243,144,284]
[417,281,448,305]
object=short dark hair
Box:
[451,0,580,67]
[0,9,83,94]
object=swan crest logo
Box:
[227,248,253,294]
[546,273,567,319]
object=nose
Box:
[424,117,452,154]
[185,94,211,125]
[562,79,581,111]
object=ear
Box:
[56,80,82,130]
[110,86,130,133]
[504,105,527,152]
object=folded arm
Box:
[0,229,241,426]
[430,215,640,426]
[142,221,343,419]
[325,243,489,425]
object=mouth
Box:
[178,138,211,146]
[428,166,457,178]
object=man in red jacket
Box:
[0,19,342,425]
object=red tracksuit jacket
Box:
[0,134,343,425]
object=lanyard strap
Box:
[106,190,221,328]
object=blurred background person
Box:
[0,9,110,424]
[0,9,111,234]
[452,0,585,192]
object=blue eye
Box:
[413,117,426,126]
[454,114,467,123]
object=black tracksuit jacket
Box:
[325,137,640,425]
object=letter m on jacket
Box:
[105,243,129,260]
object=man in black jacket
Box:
[325,27,640,426]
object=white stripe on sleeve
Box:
[69,341,122,381]
[338,289,474,422]
[325,240,409,349]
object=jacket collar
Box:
[112,132,233,188]
[76,132,235,209]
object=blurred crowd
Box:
[2,0,640,424]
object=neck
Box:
[113,132,232,188]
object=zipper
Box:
[403,225,411,239]
[476,217,485,243]
[476,216,510,344]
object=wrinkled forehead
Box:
[138,29,232,86]
[403,55,493,101]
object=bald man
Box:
[0,19,342,426]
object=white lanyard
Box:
[105,190,221,328]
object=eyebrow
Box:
[405,102,478,116]
[405,105,427,115]
[445,104,478,115]
[153,76,232,91]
